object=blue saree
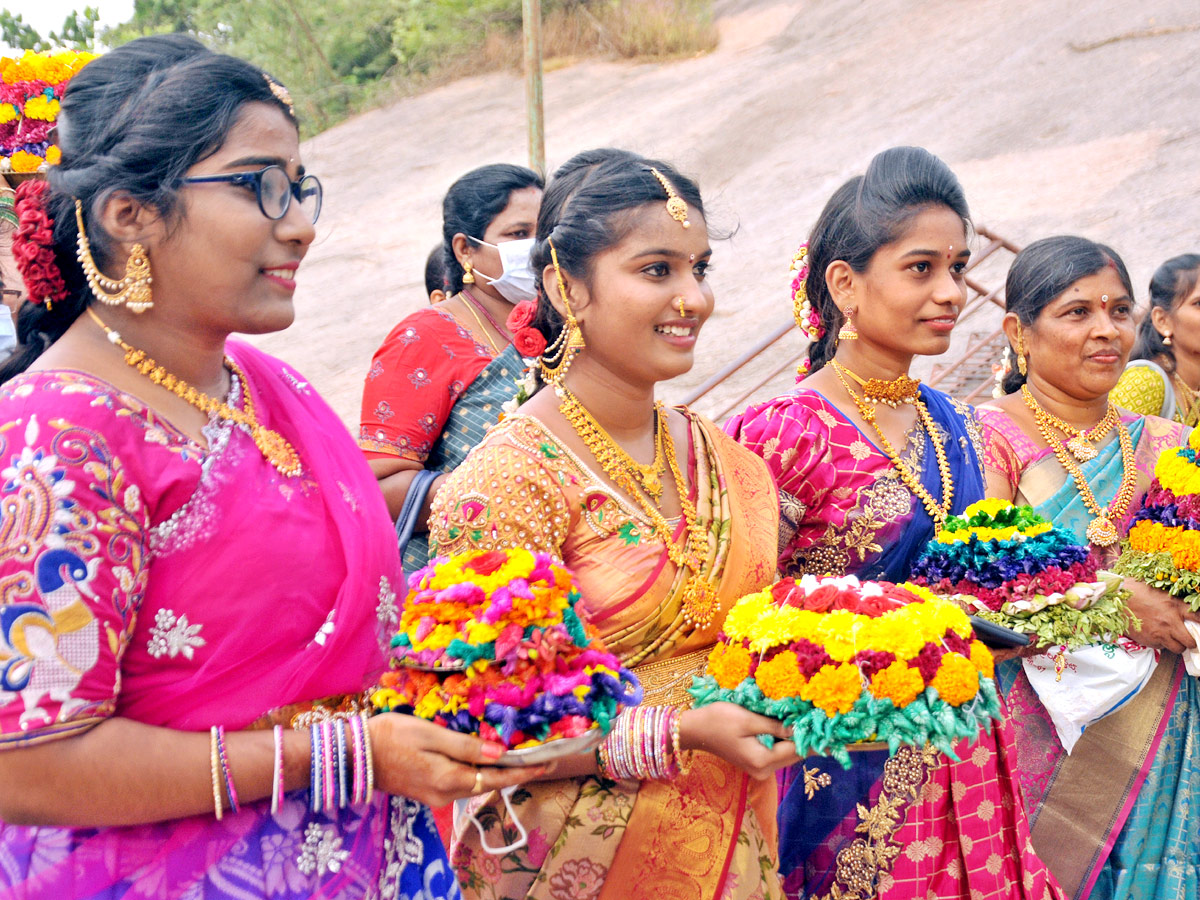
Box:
[978,406,1198,900]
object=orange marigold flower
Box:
[800,663,863,716]
[968,640,994,680]
[868,660,925,708]
[931,653,980,706]
[756,650,806,700]
[708,642,753,690]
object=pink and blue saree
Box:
[728,385,1063,900]
[0,342,456,899]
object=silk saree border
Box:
[1028,655,1182,900]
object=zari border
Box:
[1029,654,1181,900]
[818,744,939,900]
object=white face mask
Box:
[0,305,16,357]
[471,237,538,305]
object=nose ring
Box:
[677,296,687,318]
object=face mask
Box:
[471,237,538,305]
[0,305,15,357]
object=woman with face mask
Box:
[359,163,544,570]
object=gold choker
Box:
[831,361,921,408]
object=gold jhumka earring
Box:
[837,306,858,342]
[462,260,475,284]
[75,200,154,313]
[1015,325,1028,377]
[538,239,586,388]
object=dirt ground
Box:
[246,0,1200,428]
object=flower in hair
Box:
[12,179,68,307]
[790,242,821,341]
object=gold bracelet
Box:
[670,710,692,775]
[209,725,224,820]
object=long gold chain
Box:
[831,361,953,528]
[1023,388,1135,546]
[558,387,716,627]
[87,308,302,477]
[1020,385,1118,462]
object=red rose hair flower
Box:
[13,180,68,307]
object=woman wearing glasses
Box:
[0,35,540,900]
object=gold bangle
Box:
[210,725,224,820]
[359,710,375,804]
[671,711,692,775]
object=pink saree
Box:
[0,342,456,899]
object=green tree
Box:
[0,10,48,51]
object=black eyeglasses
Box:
[180,165,323,224]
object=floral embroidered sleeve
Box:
[358,306,493,463]
[0,410,150,748]
[428,423,571,558]
[724,391,836,531]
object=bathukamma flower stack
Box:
[1,49,95,174]
[1116,429,1200,608]
[911,499,1134,650]
[688,575,1001,768]
[370,548,641,750]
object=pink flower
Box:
[548,859,608,900]
[525,827,551,867]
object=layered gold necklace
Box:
[1020,386,1118,462]
[830,361,953,528]
[1021,386,1134,547]
[557,386,716,628]
[87,308,302,477]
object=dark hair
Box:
[440,163,543,295]
[999,235,1134,394]
[1,34,297,382]
[804,146,970,373]
[530,148,703,342]
[1131,253,1200,372]
[424,243,446,297]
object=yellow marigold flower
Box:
[814,609,867,662]
[931,653,980,706]
[45,145,61,165]
[969,640,994,680]
[10,150,43,173]
[756,650,807,700]
[899,582,940,605]
[24,95,59,121]
[963,498,1012,518]
[0,103,16,123]
[708,642,753,690]
[465,621,501,644]
[414,689,446,719]
[722,589,774,642]
[868,660,925,708]
[800,663,863,716]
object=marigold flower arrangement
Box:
[0,49,96,174]
[911,499,1134,652]
[688,574,1002,768]
[370,548,642,750]
[1116,429,1200,608]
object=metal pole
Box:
[522,0,546,174]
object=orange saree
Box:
[429,410,782,900]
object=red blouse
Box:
[358,306,494,462]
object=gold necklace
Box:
[834,362,922,408]
[457,292,501,355]
[1020,386,1117,462]
[831,361,953,528]
[557,387,667,500]
[1022,387,1135,546]
[87,308,302,477]
[558,388,716,628]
